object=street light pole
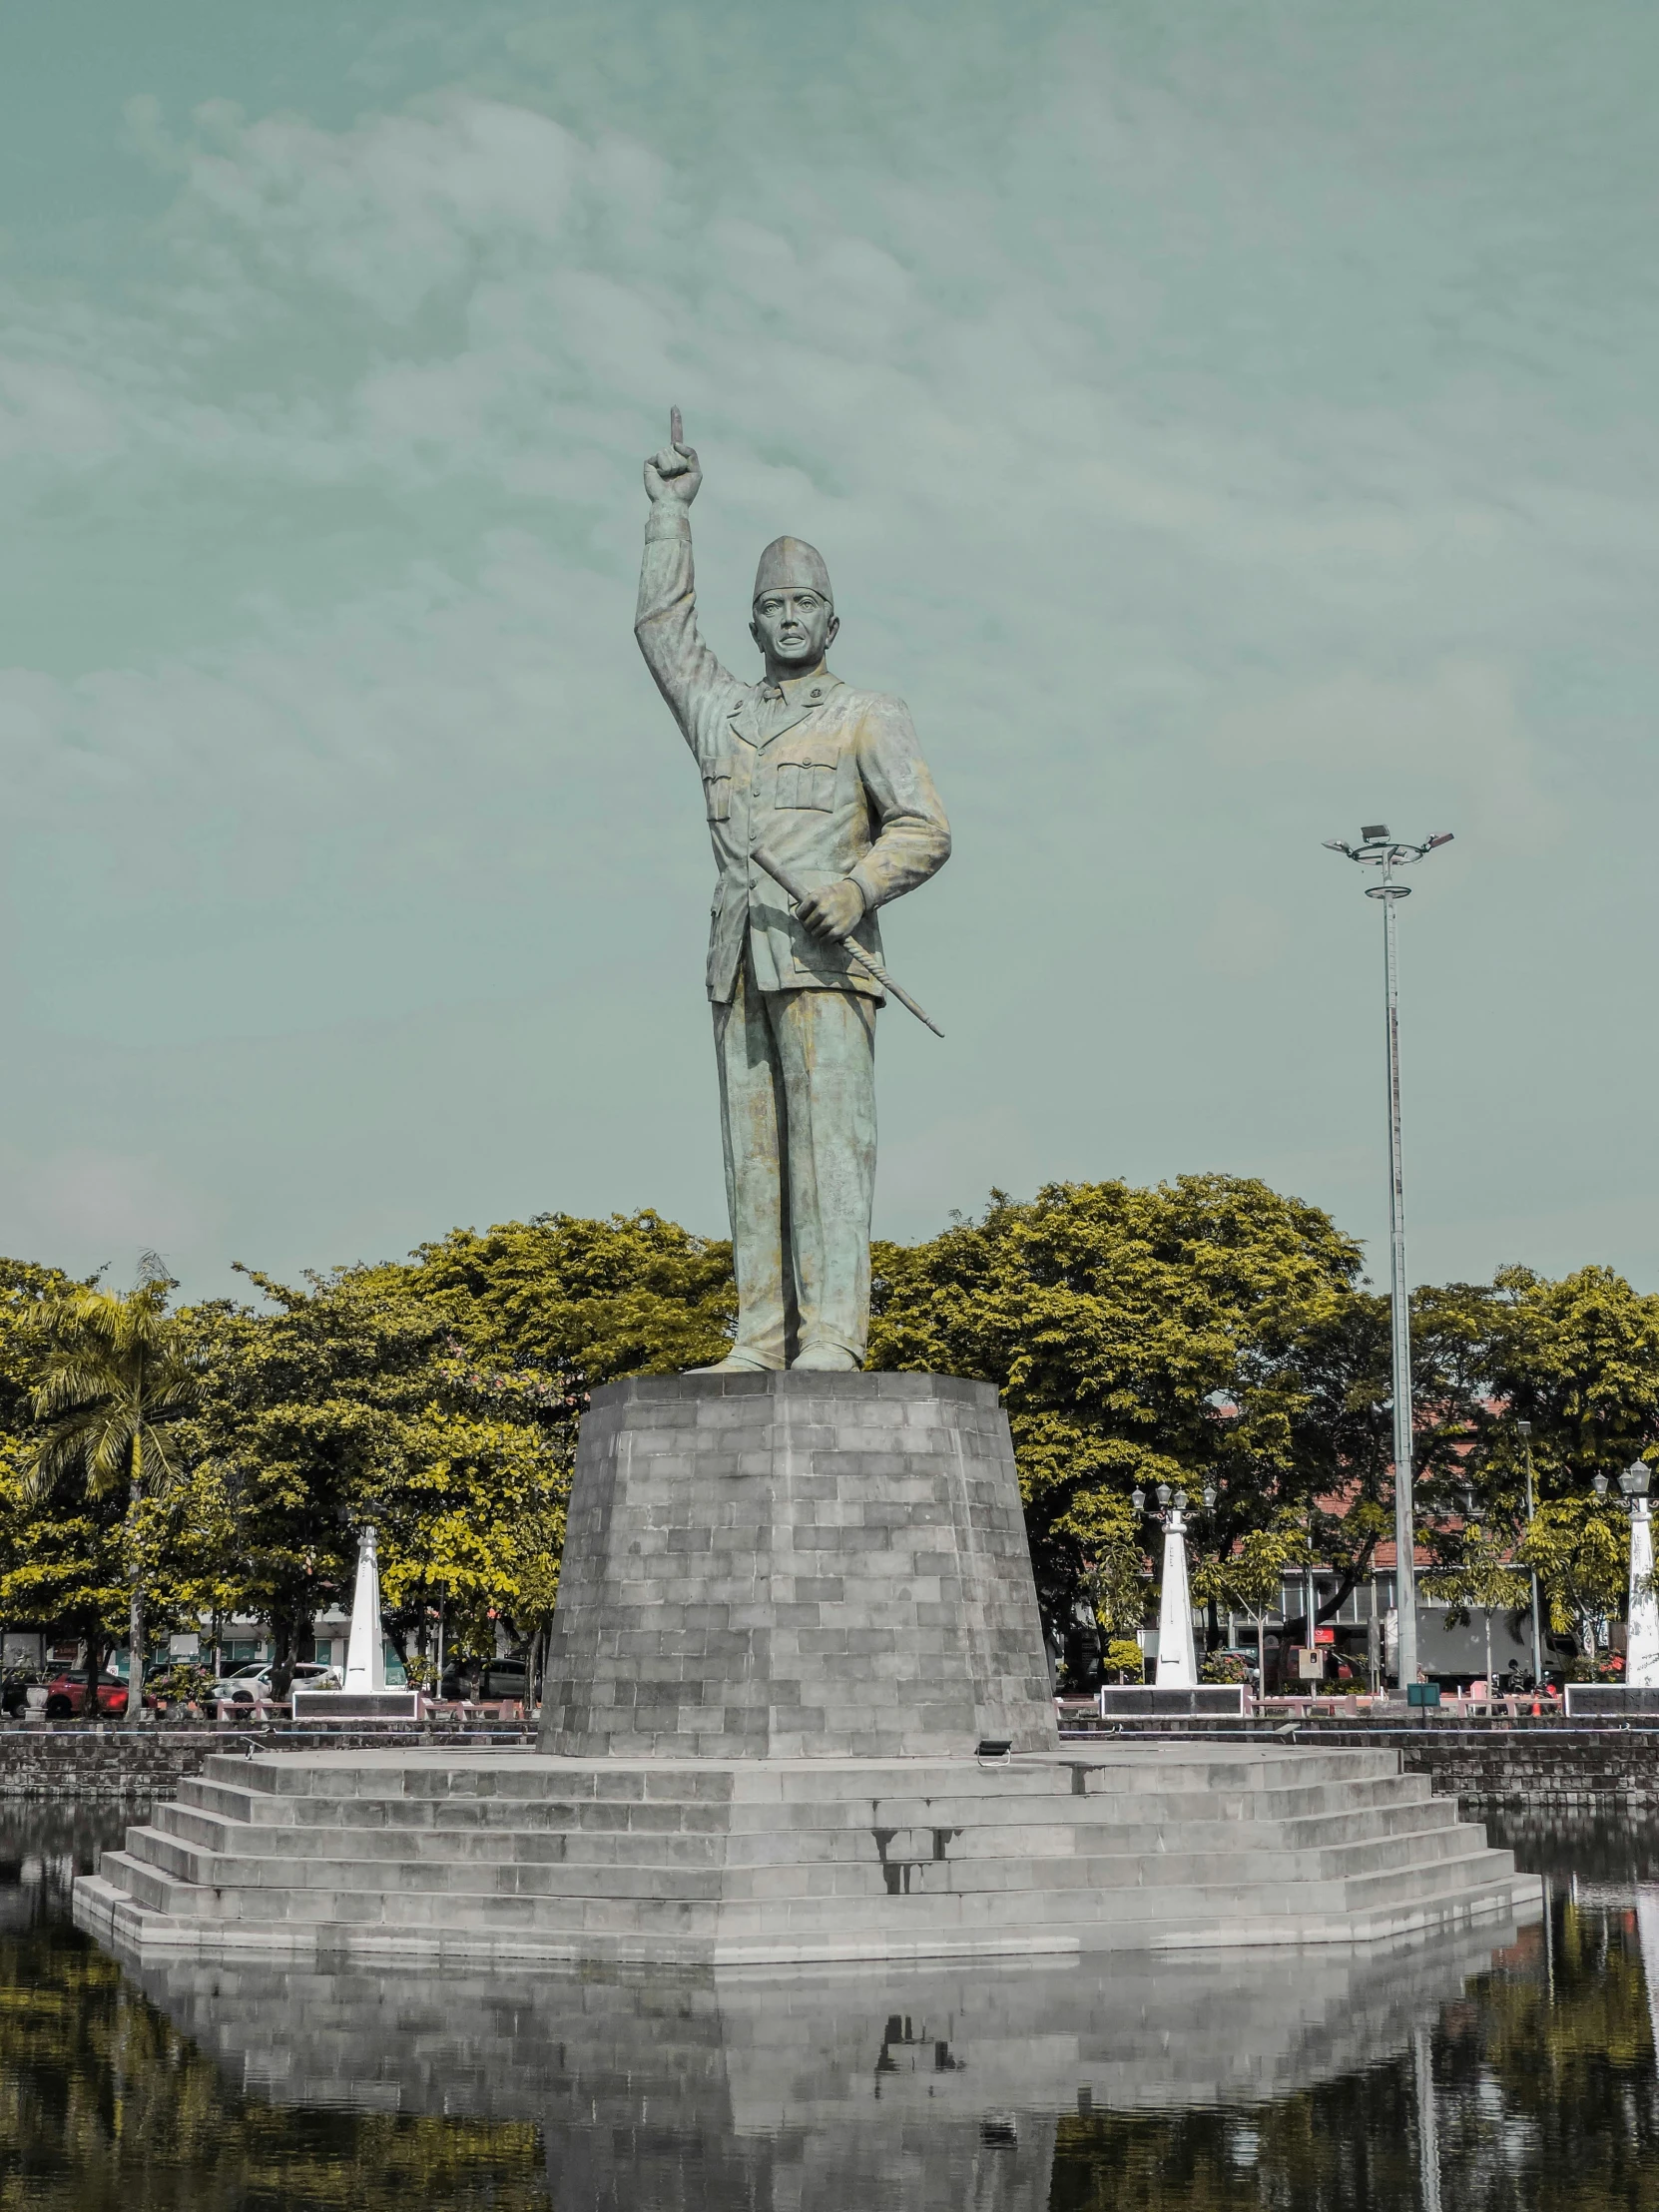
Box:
[1325,825,1453,1692]
[1517,1419,1545,1687]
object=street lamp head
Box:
[1156,1482,1172,1508]
[1593,1471,1610,1499]
[1130,1486,1145,1513]
[1516,1419,1532,1438]
[1173,1487,1189,1513]
[1202,1482,1217,1510]
[1622,1459,1650,1499]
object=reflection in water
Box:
[7,1804,1659,2209]
[1412,2025,1442,2212]
[121,1926,1513,2210]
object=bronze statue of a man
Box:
[636,417,950,1372]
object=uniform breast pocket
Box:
[702,756,736,823]
[774,754,837,812]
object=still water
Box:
[3,1801,1657,2210]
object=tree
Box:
[1191,1521,1311,1693]
[407,1211,736,1380]
[869,1176,1371,1647]
[25,1262,198,1718]
[1459,1264,1659,1499]
[180,1261,582,1697]
[1519,1495,1628,1660]
[1406,1266,1659,1663]
[1429,1511,1532,1689]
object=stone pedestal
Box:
[537,1372,1058,1760]
[74,1375,1540,1966]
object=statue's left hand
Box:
[795,878,865,942]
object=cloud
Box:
[1,11,1655,1298]
[1206,661,1558,849]
[0,1146,212,1268]
[1198,896,1291,982]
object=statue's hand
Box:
[644,406,701,505]
[795,878,865,943]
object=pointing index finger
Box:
[669,405,684,451]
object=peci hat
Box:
[752,536,832,606]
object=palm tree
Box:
[27,1258,198,1721]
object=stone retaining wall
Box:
[9,1714,1657,1812]
[0,1721,534,1799]
[1064,1717,1659,1816]
[1387,1731,1659,1815]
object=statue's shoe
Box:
[789,1343,861,1373]
[686,1352,780,1374]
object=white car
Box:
[212,1661,342,1704]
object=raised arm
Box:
[635,410,740,735]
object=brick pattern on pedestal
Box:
[537,1371,1059,1759]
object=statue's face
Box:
[750,588,838,670]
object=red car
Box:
[43,1670,132,1719]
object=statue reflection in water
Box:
[123,1914,1523,2210]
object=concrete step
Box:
[81,1746,1530,1966]
[1339,1844,1517,1913]
[173,1768,1436,1841]
[115,1816,1506,1916]
[106,1856,1516,1939]
[192,1748,1410,1809]
[153,1804,731,1866]
[140,1794,1477,1886]
[78,1861,1535,1965]
[152,1784,1456,1870]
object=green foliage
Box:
[26,1273,198,1506]
[1425,1266,1659,1524]
[1430,1521,1532,1624]
[1078,1531,1150,1647]
[869,1176,1368,1631]
[18,1269,199,1710]
[179,1263,578,1681]
[5,1197,1659,1689]
[1100,1638,1144,1682]
[1191,1520,1309,1620]
[0,1913,553,2210]
[0,1440,130,1650]
[407,1211,736,1380]
[1519,1495,1629,1644]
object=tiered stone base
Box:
[74,1743,1539,1966]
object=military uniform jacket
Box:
[636,505,951,1004]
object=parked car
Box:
[42,1670,131,1720]
[439,1657,530,1704]
[210,1661,342,1705]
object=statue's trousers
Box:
[714,954,876,1368]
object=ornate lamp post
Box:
[1324,824,1452,1687]
[1593,1460,1659,1688]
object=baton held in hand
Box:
[750,844,943,1038]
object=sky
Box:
[1,0,1656,1304]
